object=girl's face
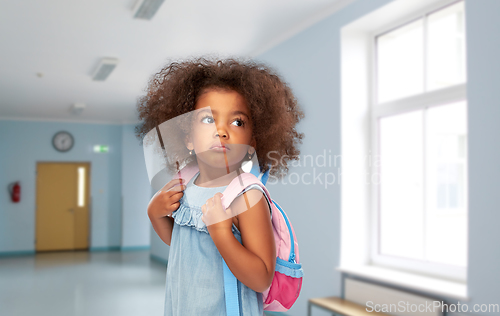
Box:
[187,89,256,170]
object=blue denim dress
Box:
[164,172,267,316]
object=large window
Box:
[371,0,467,281]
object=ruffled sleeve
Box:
[171,200,210,234]
[171,184,272,235]
[171,199,242,235]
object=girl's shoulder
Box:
[231,184,272,220]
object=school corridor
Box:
[2,0,500,316]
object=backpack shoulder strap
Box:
[172,161,199,184]
[220,171,270,316]
[221,172,271,209]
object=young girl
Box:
[135,57,304,316]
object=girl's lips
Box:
[210,146,228,152]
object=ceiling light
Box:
[92,58,119,81]
[133,0,165,20]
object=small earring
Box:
[247,152,252,160]
[189,150,193,155]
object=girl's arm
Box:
[150,215,174,246]
[148,178,185,246]
[209,190,276,293]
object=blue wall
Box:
[121,124,151,249]
[0,120,150,253]
[257,0,499,315]
[465,0,500,311]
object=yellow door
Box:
[36,163,90,251]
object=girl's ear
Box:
[185,135,194,151]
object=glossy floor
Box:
[0,250,166,316]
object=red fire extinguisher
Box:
[8,182,21,203]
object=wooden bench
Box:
[308,296,391,316]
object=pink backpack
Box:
[173,162,303,314]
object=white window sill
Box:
[336,265,468,301]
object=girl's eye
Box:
[231,118,245,127]
[201,115,214,124]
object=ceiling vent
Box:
[71,103,86,115]
[133,0,165,20]
[92,58,119,81]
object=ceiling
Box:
[0,0,352,124]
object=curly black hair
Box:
[135,57,304,178]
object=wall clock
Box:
[52,131,74,152]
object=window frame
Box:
[368,0,468,282]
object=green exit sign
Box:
[94,145,109,153]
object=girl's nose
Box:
[215,131,228,138]
[214,121,228,139]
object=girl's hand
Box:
[147,178,186,220]
[201,192,233,234]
